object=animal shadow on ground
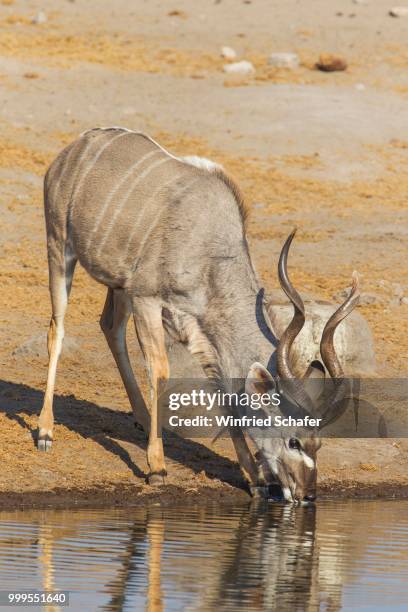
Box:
[0,380,244,490]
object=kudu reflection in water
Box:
[196,504,322,611]
[1,505,406,611]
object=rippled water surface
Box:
[0,500,407,610]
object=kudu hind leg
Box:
[132,298,169,485]
[100,288,150,433]
[38,249,77,450]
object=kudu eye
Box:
[288,438,301,451]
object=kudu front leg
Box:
[132,297,169,485]
[229,429,267,498]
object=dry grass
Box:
[0,30,223,76]
[0,139,52,175]
[2,14,31,25]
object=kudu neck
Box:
[207,249,275,380]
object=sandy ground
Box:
[0,0,407,507]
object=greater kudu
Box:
[39,127,360,501]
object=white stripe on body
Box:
[125,176,202,277]
[49,130,108,207]
[84,149,161,254]
[70,131,130,215]
[120,173,184,264]
[93,155,172,258]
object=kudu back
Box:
[39,127,365,501]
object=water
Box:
[0,500,407,611]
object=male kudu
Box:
[39,127,361,501]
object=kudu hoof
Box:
[249,484,269,500]
[37,431,53,452]
[147,471,167,486]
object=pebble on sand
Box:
[268,52,299,69]
[389,7,408,17]
[221,46,237,60]
[12,334,79,358]
[316,53,348,72]
[31,11,47,24]
[223,60,255,74]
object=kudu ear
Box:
[304,359,326,403]
[245,362,276,395]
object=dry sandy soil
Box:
[0,0,407,508]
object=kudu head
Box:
[245,229,360,504]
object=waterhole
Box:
[0,500,407,610]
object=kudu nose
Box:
[303,494,316,503]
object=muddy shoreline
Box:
[1,480,407,511]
